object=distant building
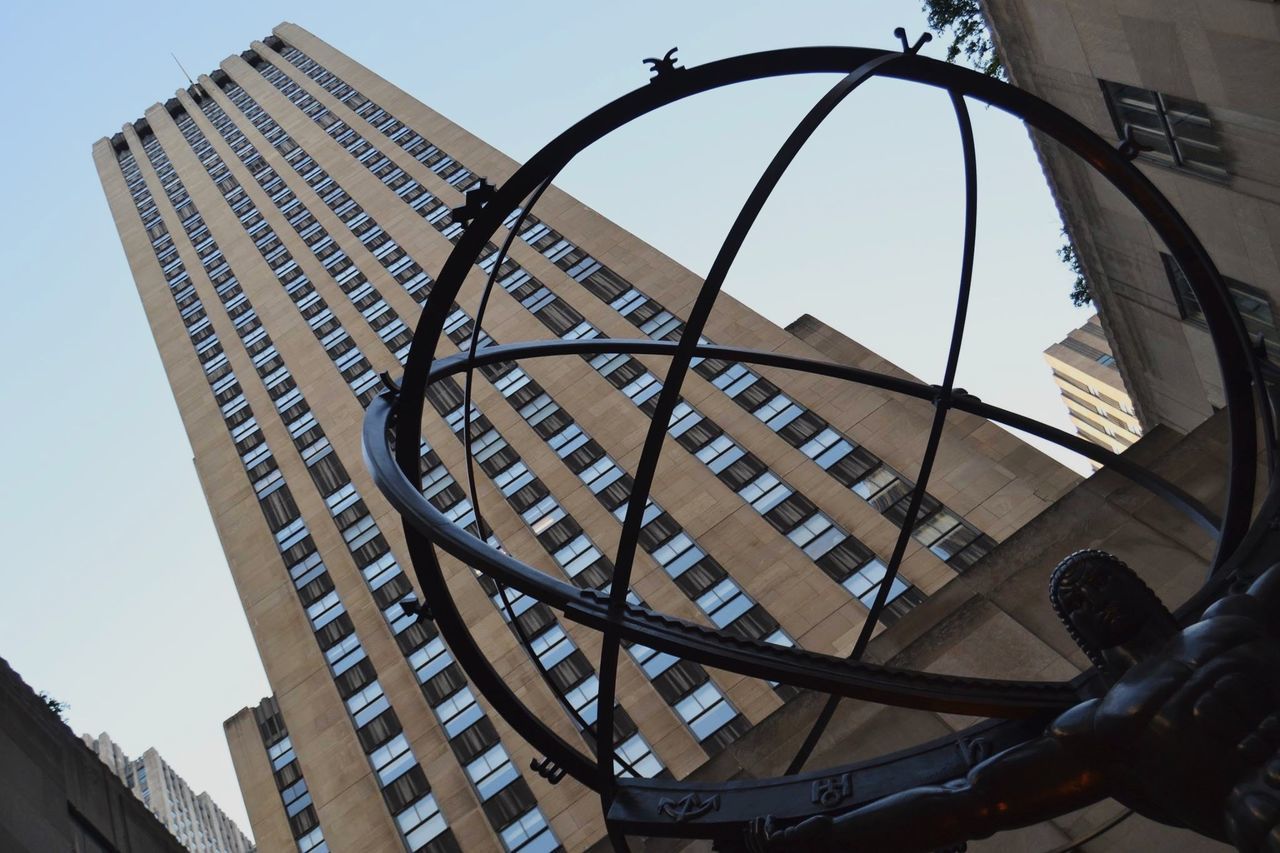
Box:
[0,656,185,853]
[983,0,1280,435]
[1044,314,1142,461]
[83,733,253,853]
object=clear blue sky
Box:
[0,0,1091,837]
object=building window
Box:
[369,733,414,785]
[1161,253,1278,350]
[614,733,663,779]
[465,745,519,800]
[691,578,748,627]
[1100,80,1226,178]
[500,808,556,853]
[396,794,448,850]
[675,682,737,741]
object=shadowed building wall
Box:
[0,657,188,853]
[983,0,1280,435]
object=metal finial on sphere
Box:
[893,26,933,54]
[644,47,683,80]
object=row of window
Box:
[252,48,923,633]
[195,83,663,782]
[420,379,750,750]
[1087,85,1274,355]
[1054,386,1138,436]
[247,51,796,682]
[138,131,462,850]
[118,141,371,853]
[508,212,996,576]
[140,120,459,853]
[164,99,558,852]
[435,315,798,689]
[220,66,752,752]
[270,41,991,578]
[1162,252,1279,351]
[261,42,958,617]
[251,700,329,853]
[1067,406,1139,445]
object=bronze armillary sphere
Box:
[363,29,1280,852]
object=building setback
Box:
[1044,313,1142,462]
[982,0,1280,436]
[83,732,254,853]
[94,22,1079,851]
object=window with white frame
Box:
[675,682,737,741]
[369,733,413,785]
[465,745,519,800]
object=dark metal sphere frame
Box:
[362,38,1275,843]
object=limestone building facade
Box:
[983,0,1280,435]
[95,22,1082,851]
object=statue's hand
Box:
[1225,733,1280,851]
[1225,771,1280,851]
[743,816,777,853]
[744,814,833,852]
[1190,674,1277,752]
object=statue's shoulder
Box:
[1176,609,1270,665]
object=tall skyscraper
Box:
[94,22,1077,851]
[1043,314,1142,462]
[82,732,254,853]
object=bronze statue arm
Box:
[752,726,1107,852]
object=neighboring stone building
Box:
[0,657,186,853]
[1044,313,1143,461]
[83,732,254,853]
[982,0,1280,435]
[95,21,1084,852]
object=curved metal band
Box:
[372,43,1261,838]
[450,177,649,776]
[604,715,1049,838]
[594,51,915,802]
[368,391,1089,712]
[411,337,1222,532]
[788,89,982,774]
[367,392,1084,714]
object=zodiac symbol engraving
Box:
[658,793,720,822]
[811,772,853,807]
